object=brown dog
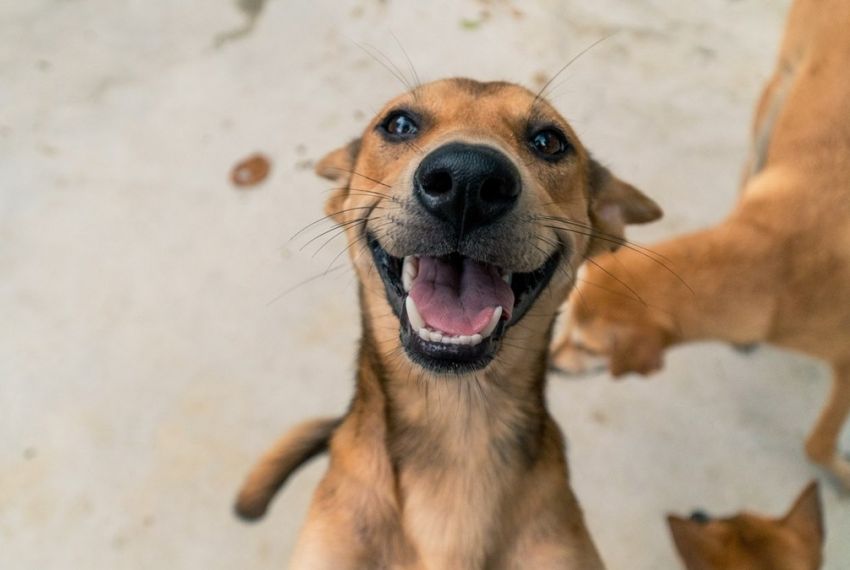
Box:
[235,78,661,568]
[667,482,824,570]
[550,0,850,488]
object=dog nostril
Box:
[421,169,453,196]
[480,176,511,203]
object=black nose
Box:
[414,142,521,237]
[689,510,711,524]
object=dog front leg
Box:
[804,362,850,488]
[288,515,368,570]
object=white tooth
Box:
[446,336,460,345]
[502,272,512,284]
[405,296,425,330]
[418,327,430,341]
[429,331,443,343]
[402,256,418,292]
[468,334,483,346]
[480,307,502,338]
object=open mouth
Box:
[368,236,560,373]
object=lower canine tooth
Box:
[468,334,483,346]
[406,296,425,330]
[480,306,502,338]
[418,327,430,341]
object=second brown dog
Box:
[550,0,850,489]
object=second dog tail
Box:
[234,416,342,521]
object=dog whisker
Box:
[533,215,667,259]
[290,206,384,241]
[265,264,350,306]
[534,214,682,273]
[526,34,615,125]
[390,31,422,91]
[324,167,392,189]
[310,219,371,257]
[355,41,416,95]
[298,216,368,251]
[538,222,693,294]
[581,255,647,307]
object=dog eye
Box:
[529,128,570,159]
[380,111,419,140]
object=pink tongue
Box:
[409,256,514,336]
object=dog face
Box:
[316,78,660,374]
[667,482,824,570]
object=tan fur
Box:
[667,482,824,570]
[550,0,850,487]
[236,78,660,568]
[235,417,341,520]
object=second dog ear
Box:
[587,158,662,254]
[315,138,361,183]
[315,138,362,221]
[783,481,824,547]
[667,515,725,568]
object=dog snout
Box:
[689,510,711,524]
[414,142,521,236]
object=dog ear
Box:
[315,138,362,221]
[667,515,725,567]
[587,158,662,254]
[315,138,361,182]
[782,481,824,547]
[609,325,666,377]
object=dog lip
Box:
[505,251,561,327]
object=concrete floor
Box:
[2,0,848,568]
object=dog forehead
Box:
[424,78,534,106]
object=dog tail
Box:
[234,416,342,521]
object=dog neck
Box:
[349,290,556,565]
[359,310,551,467]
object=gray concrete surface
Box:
[2,0,848,568]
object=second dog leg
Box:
[805,362,850,488]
